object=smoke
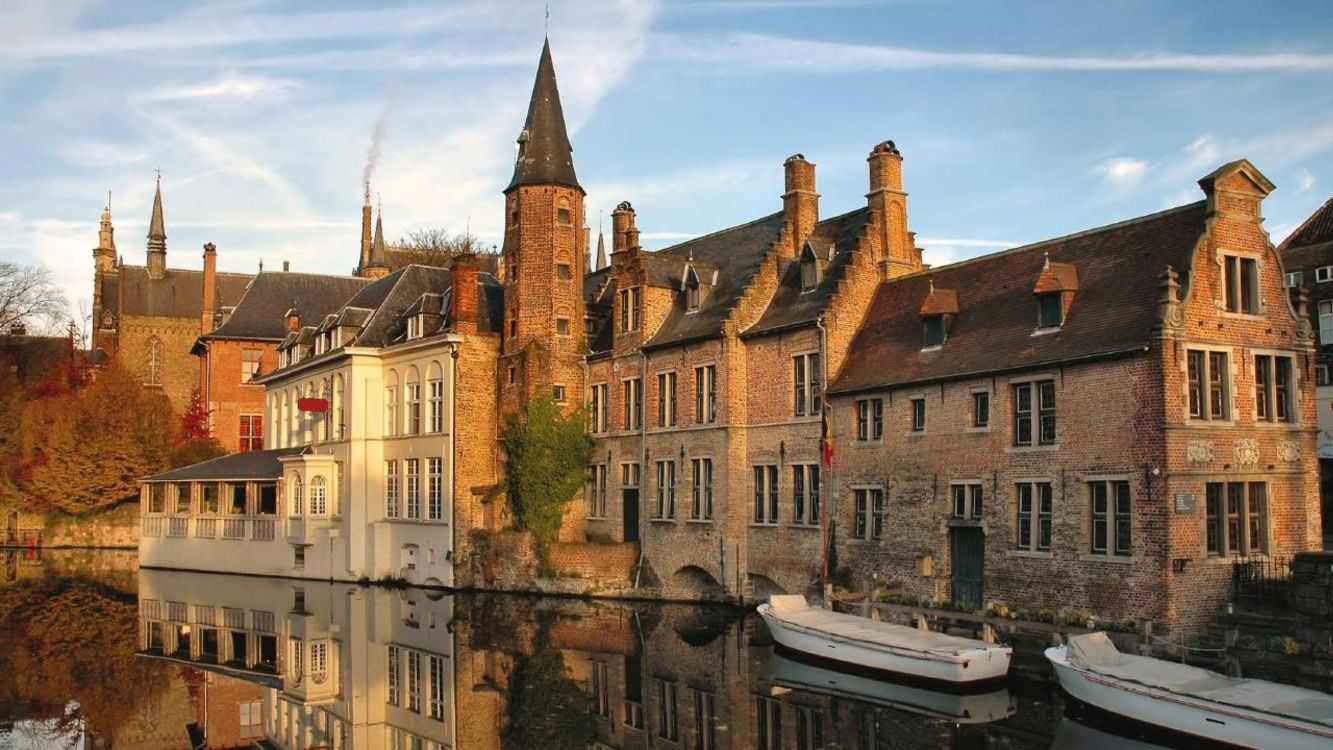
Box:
[362,91,399,187]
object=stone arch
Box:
[426,361,444,433]
[747,573,787,602]
[385,369,400,436]
[309,475,327,515]
[665,565,726,601]
[404,365,421,434]
[290,473,304,516]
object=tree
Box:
[502,641,596,750]
[502,394,594,564]
[172,389,225,466]
[0,261,67,334]
[391,227,480,268]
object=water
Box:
[1,550,1204,749]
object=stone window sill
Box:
[1007,444,1059,454]
[685,518,713,525]
[650,517,677,524]
[1078,553,1135,564]
[1007,550,1053,559]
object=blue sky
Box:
[2,0,1332,326]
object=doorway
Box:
[950,526,985,609]
[622,489,639,542]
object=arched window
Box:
[405,366,422,435]
[385,370,400,436]
[427,362,444,433]
[143,336,163,386]
[309,476,327,516]
[290,475,304,516]
[333,373,346,440]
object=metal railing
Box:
[1232,555,1292,608]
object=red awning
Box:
[297,398,329,412]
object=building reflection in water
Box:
[131,569,1186,750]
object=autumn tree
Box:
[502,394,594,565]
[173,388,226,466]
[0,261,67,334]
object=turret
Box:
[362,208,391,280]
[147,176,167,280]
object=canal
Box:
[1,550,1223,749]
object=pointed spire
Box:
[596,229,607,270]
[505,38,581,194]
[148,173,166,249]
[365,207,390,276]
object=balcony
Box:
[223,519,247,539]
[253,519,276,541]
[141,517,164,537]
[167,518,189,538]
[195,518,217,539]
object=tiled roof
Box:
[204,271,370,341]
[506,39,580,193]
[117,265,252,319]
[141,447,308,482]
[831,202,1208,394]
[1280,196,1333,272]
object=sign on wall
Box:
[1174,492,1197,514]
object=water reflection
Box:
[1,552,1192,749]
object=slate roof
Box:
[117,265,252,319]
[1280,196,1333,269]
[831,201,1208,395]
[642,212,788,350]
[743,207,874,338]
[203,272,371,341]
[506,39,581,193]
[141,447,307,482]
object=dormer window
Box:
[687,283,700,311]
[407,315,424,340]
[923,315,946,348]
[1037,292,1063,329]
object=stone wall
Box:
[4,503,140,549]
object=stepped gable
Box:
[831,201,1209,394]
[642,211,788,350]
[744,206,873,337]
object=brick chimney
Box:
[359,182,373,275]
[611,201,637,269]
[201,242,217,334]
[782,154,818,259]
[451,252,480,334]
[286,308,300,331]
[866,140,920,278]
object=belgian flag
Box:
[821,404,833,468]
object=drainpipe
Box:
[449,344,459,587]
[634,349,648,588]
[816,313,831,594]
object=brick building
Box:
[1278,195,1333,539]
[828,160,1319,631]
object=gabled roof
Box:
[203,271,370,341]
[744,207,873,338]
[117,265,252,319]
[141,447,308,482]
[1280,195,1333,259]
[831,202,1208,394]
[506,39,580,193]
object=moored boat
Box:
[757,594,1012,684]
[1047,632,1333,750]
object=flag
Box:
[821,406,834,468]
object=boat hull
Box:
[758,605,1010,683]
[1045,646,1333,750]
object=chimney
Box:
[359,182,373,275]
[201,243,217,334]
[283,260,290,272]
[611,201,636,258]
[451,252,480,334]
[782,154,819,259]
[866,140,918,279]
[286,308,300,332]
[9,323,26,336]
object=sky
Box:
[2,0,1332,328]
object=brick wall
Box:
[119,315,202,415]
[200,339,278,452]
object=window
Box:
[620,287,640,332]
[973,392,990,428]
[910,398,926,432]
[1286,270,1305,287]
[509,319,517,338]
[1013,380,1056,446]
[657,371,677,426]
[1015,482,1053,552]
[407,650,421,713]
[144,336,163,386]
[429,654,445,720]
[655,680,678,741]
[309,476,327,516]
[591,383,608,433]
[227,482,244,514]
[406,381,422,434]
[553,384,566,402]
[853,488,884,540]
[1319,364,1331,387]
[385,460,400,519]
[756,695,782,750]
[556,317,569,336]
[174,483,192,514]
[556,262,572,280]
[241,349,262,383]
[387,646,401,705]
[385,384,399,435]
[557,199,572,225]
[406,315,423,340]
[1037,292,1063,328]
[589,463,607,518]
[792,353,822,417]
[201,484,222,515]
[290,476,303,516]
[1223,255,1260,314]
[694,365,717,423]
[801,253,819,291]
[427,458,443,521]
[621,462,640,486]
[1321,301,1333,344]
[692,690,717,750]
[952,483,982,520]
[622,378,642,430]
[795,706,823,750]
[1318,265,1333,283]
[792,464,820,525]
[1206,482,1268,556]
[923,315,945,347]
[428,377,443,433]
[753,465,779,524]
[691,458,713,520]
[591,662,611,718]
[686,278,701,311]
[655,460,676,518]
[1254,355,1295,423]
[856,398,883,441]
[1187,350,1230,420]
[405,459,421,520]
[239,701,262,738]
[1090,480,1131,556]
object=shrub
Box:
[502,394,594,565]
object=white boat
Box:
[1047,632,1333,750]
[757,595,1012,684]
[762,649,1016,723]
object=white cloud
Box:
[143,73,299,102]
[654,32,1333,73]
[1297,169,1317,194]
[1094,157,1150,187]
[1182,136,1221,170]
[57,139,148,167]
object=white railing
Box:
[195,518,217,539]
[253,519,276,541]
[223,519,247,539]
[167,517,189,537]
[142,517,164,537]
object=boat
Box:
[1046,631,1333,750]
[762,649,1016,723]
[756,594,1012,683]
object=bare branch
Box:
[0,261,67,334]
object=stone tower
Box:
[500,39,586,409]
[362,208,391,280]
[91,202,117,342]
[147,176,167,280]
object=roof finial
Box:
[1042,251,1050,271]
[545,2,550,34]
[107,190,112,211]
[928,278,935,294]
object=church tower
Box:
[500,39,586,408]
[362,207,392,279]
[146,176,168,280]
[91,202,117,347]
